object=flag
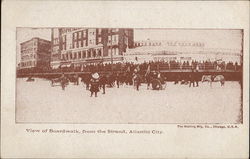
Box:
[126,66,130,72]
[145,65,150,76]
[135,65,140,72]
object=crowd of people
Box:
[53,66,205,97]
[17,60,242,75]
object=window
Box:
[78,51,81,59]
[108,36,111,44]
[112,35,118,44]
[98,50,102,56]
[108,49,111,56]
[74,33,77,40]
[88,50,91,57]
[98,37,101,43]
[98,29,102,35]
[83,31,86,37]
[116,48,119,55]
[75,42,78,48]
[79,32,82,38]
[78,41,81,47]
[82,51,86,58]
[74,53,77,59]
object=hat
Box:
[92,72,99,79]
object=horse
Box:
[51,77,69,90]
[201,75,225,87]
[68,74,79,85]
[105,74,114,87]
[81,74,91,90]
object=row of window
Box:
[73,31,87,40]
[61,28,118,35]
[21,54,36,60]
[108,48,120,56]
[61,50,103,60]
[107,35,119,45]
[21,61,36,67]
[53,38,59,45]
[134,42,162,47]
[108,29,119,33]
[61,28,79,34]
[61,37,102,50]
[21,47,36,52]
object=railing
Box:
[17,62,242,75]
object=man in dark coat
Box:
[194,70,199,87]
[99,74,107,94]
[189,70,195,87]
[134,73,141,91]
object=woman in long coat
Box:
[90,72,100,97]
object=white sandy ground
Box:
[16,78,242,124]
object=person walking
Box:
[60,73,68,90]
[115,73,120,88]
[189,70,195,87]
[75,73,79,85]
[134,73,141,91]
[194,70,199,87]
[99,74,107,94]
[90,72,100,97]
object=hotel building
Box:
[20,37,51,69]
[50,28,134,68]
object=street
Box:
[16,78,242,124]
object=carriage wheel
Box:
[151,79,162,90]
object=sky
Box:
[16,28,243,64]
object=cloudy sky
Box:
[16,28,243,63]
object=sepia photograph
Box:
[2,1,249,158]
[16,28,243,124]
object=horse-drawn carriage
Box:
[26,76,35,82]
[51,73,79,88]
[51,77,69,87]
[146,72,167,90]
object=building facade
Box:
[51,28,134,68]
[20,37,51,69]
[124,39,241,63]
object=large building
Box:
[50,28,134,68]
[20,37,51,69]
[124,39,241,64]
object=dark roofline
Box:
[20,37,51,45]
